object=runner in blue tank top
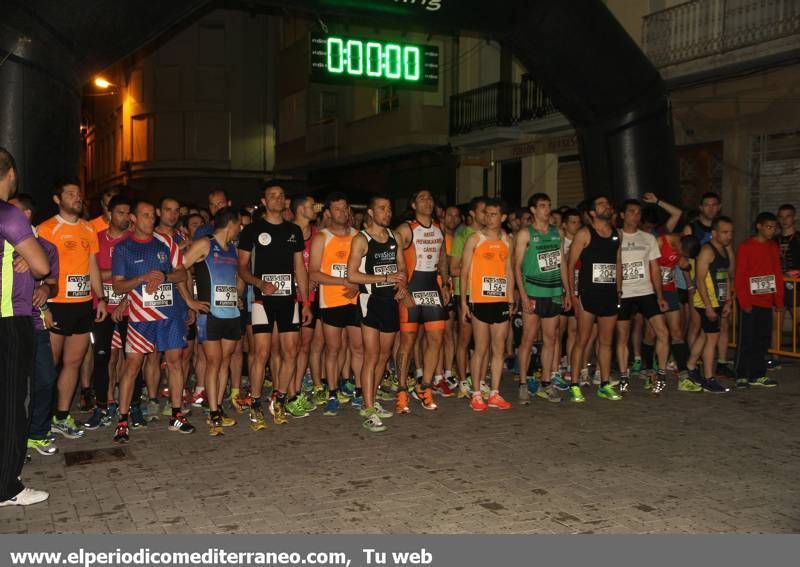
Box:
[183,208,243,436]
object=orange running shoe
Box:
[487,392,512,410]
[470,394,488,412]
[414,386,438,411]
[395,390,410,414]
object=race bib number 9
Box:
[262,274,292,296]
[412,290,441,307]
[482,276,507,297]
[331,263,348,279]
[750,275,776,295]
[374,264,397,288]
[66,274,91,298]
[214,285,238,307]
[102,283,125,306]
[660,266,674,285]
[622,261,645,282]
[142,283,173,307]
[537,250,560,272]
[592,263,616,284]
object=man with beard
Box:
[38,180,108,439]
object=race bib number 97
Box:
[262,274,292,296]
[750,275,776,295]
[66,274,91,298]
[592,263,616,284]
[622,261,645,282]
[537,250,560,272]
[142,283,173,307]
[412,290,441,307]
[214,285,238,307]
[482,276,507,297]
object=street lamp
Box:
[94,77,112,89]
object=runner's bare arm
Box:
[308,232,349,286]
[566,227,589,297]
[346,233,374,285]
[13,237,49,279]
[294,251,310,304]
[181,238,211,270]
[513,228,530,309]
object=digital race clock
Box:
[310,33,440,88]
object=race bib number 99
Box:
[592,263,616,284]
[66,274,91,298]
[482,276,507,297]
[622,261,645,282]
[262,274,292,296]
[374,264,397,288]
[537,250,560,272]
[412,290,441,307]
[214,285,238,307]
[750,275,776,295]
[142,283,173,307]
[102,283,125,306]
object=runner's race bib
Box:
[661,266,674,285]
[537,250,560,272]
[66,274,91,298]
[592,263,616,284]
[262,274,292,296]
[102,283,125,306]
[373,264,397,288]
[750,275,776,295]
[331,263,348,279]
[412,290,441,307]
[214,285,238,307]
[716,271,729,302]
[142,283,173,307]
[482,276,507,297]
[622,261,645,282]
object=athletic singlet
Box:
[657,235,681,293]
[690,220,713,246]
[692,243,730,308]
[37,215,99,304]
[319,228,356,309]
[404,219,445,306]
[301,224,317,303]
[359,228,398,298]
[577,225,620,298]
[521,224,562,299]
[97,229,129,312]
[195,235,239,319]
[469,232,510,303]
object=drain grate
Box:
[63,447,131,467]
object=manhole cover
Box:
[63,447,131,467]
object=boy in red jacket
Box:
[734,212,783,388]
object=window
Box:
[376,85,399,114]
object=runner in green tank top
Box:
[521,224,563,301]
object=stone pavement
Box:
[3,366,799,535]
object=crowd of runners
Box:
[1,145,795,506]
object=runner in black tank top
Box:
[577,224,621,315]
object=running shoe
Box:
[362,411,387,433]
[161,402,173,417]
[618,377,630,393]
[145,400,160,422]
[631,358,642,375]
[569,384,585,403]
[389,374,400,392]
[538,384,562,403]
[373,401,393,419]
[27,438,58,456]
[191,390,207,408]
[766,357,781,371]
[249,407,267,431]
[78,389,96,413]
[579,368,591,387]
[323,397,340,416]
[273,401,289,425]
[518,384,531,405]
[300,394,317,413]
[687,368,702,384]
[301,372,314,393]
[470,394,488,412]
[218,409,236,427]
[113,420,129,444]
[285,396,309,418]
[551,373,569,391]
[445,375,460,392]
[413,386,438,410]
[479,381,491,400]
[736,378,750,390]
[51,415,85,439]
[84,407,109,430]
[433,378,455,398]
[263,377,273,391]
[702,378,729,394]
[208,415,224,437]
[340,379,356,398]
[312,386,328,406]
[457,380,471,399]
[597,384,622,401]
[231,393,248,413]
[716,363,736,379]
[591,369,601,386]
[168,412,195,434]
[351,396,364,410]
[487,392,512,410]
[336,390,351,405]
[376,388,395,402]
[749,376,778,388]
[677,373,703,392]
[526,377,540,395]
[106,402,118,419]
[651,378,667,395]
[130,405,147,429]
[395,390,410,414]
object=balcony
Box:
[449,76,568,148]
[643,0,800,83]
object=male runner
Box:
[394,189,451,412]
[38,180,107,439]
[183,207,243,435]
[461,199,514,411]
[238,184,311,428]
[347,195,408,431]
[566,195,622,402]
